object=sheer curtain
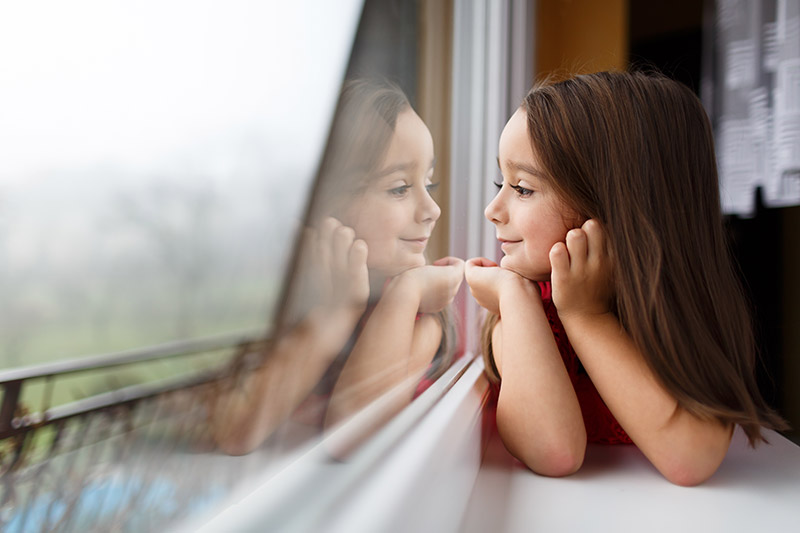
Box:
[708,0,800,216]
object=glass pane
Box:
[207,0,463,462]
[0,0,360,369]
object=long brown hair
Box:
[312,78,411,221]
[486,70,786,444]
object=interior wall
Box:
[535,0,628,77]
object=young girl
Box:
[212,79,462,455]
[465,70,787,486]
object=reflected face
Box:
[342,108,440,278]
[485,108,577,281]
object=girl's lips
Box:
[500,239,521,251]
[401,237,429,249]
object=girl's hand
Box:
[392,256,464,314]
[301,217,370,318]
[549,219,614,319]
[465,257,539,315]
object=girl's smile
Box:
[485,108,578,281]
[342,108,440,278]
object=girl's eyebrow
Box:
[378,157,437,177]
[507,160,544,178]
[376,162,416,177]
[496,156,544,179]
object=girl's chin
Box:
[371,258,427,279]
[499,258,550,282]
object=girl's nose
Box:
[418,187,441,224]
[485,190,506,224]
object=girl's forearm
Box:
[560,312,732,486]
[495,292,586,476]
[325,279,439,429]
[213,309,355,455]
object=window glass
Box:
[0,0,361,368]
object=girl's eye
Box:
[512,184,534,197]
[388,185,411,197]
[492,180,503,191]
[426,182,440,194]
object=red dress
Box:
[538,281,632,445]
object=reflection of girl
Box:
[318,79,463,429]
[212,79,462,455]
[466,71,787,485]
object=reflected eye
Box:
[512,184,533,197]
[388,185,411,197]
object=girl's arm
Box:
[212,307,363,455]
[551,220,732,486]
[212,218,369,455]
[466,259,586,477]
[324,258,464,430]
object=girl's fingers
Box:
[549,241,570,279]
[565,229,587,270]
[318,217,340,272]
[582,219,604,264]
[348,239,368,270]
[319,216,340,241]
[433,256,464,268]
[466,257,498,268]
[348,239,370,304]
[332,224,356,272]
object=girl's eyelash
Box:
[389,185,411,196]
[512,184,534,197]
[388,183,439,196]
[492,180,533,197]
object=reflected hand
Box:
[315,217,370,315]
[393,256,464,314]
[549,219,614,319]
[465,257,539,315]
[296,217,370,343]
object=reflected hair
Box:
[485,70,787,445]
[313,78,455,380]
[313,78,411,221]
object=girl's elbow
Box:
[656,445,727,487]
[659,457,723,487]
[656,425,732,486]
[534,447,585,478]
[515,440,586,478]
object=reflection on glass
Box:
[212,79,463,456]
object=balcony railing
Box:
[0,330,266,532]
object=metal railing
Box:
[0,330,266,532]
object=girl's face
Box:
[485,108,578,281]
[342,108,440,278]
